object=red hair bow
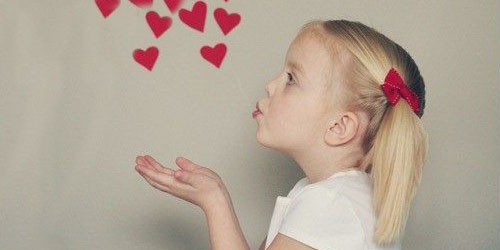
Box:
[381,68,419,114]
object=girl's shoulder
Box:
[278,180,368,250]
[284,177,309,199]
[321,170,373,198]
[289,170,375,226]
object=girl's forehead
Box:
[286,35,333,78]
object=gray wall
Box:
[0,0,498,249]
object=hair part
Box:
[297,19,429,246]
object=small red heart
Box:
[178,1,206,32]
[214,8,240,35]
[129,0,153,8]
[133,46,159,71]
[146,11,172,38]
[200,43,226,68]
[95,0,120,18]
[164,0,184,13]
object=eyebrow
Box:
[286,60,305,79]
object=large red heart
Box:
[214,8,240,35]
[164,0,184,13]
[133,46,159,71]
[178,1,206,32]
[146,11,172,38]
[95,0,120,18]
[200,43,226,68]
[129,0,152,8]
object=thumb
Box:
[175,157,201,172]
[174,169,201,186]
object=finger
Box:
[141,172,173,193]
[136,156,149,169]
[143,155,173,174]
[175,157,202,172]
[136,155,148,166]
[136,164,186,193]
[177,157,221,180]
[136,164,193,191]
[174,169,207,188]
[142,155,175,175]
[137,158,162,174]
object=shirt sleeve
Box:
[278,186,366,250]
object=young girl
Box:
[135,19,429,250]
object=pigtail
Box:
[366,99,429,245]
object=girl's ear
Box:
[324,118,342,147]
[324,112,359,147]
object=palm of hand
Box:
[135,155,229,211]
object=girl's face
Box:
[256,33,340,156]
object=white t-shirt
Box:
[264,169,402,250]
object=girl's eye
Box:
[286,72,296,85]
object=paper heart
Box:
[95,0,120,18]
[200,43,226,68]
[178,1,206,32]
[214,8,240,35]
[133,46,159,71]
[146,11,172,38]
[164,0,184,13]
[129,0,152,8]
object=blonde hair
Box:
[297,19,429,245]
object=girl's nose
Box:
[265,71,283,96]
[265,83,271,96]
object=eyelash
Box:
[286,72,296,85]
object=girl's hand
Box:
[135,155,230,212]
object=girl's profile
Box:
[135,19,429,250]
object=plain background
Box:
[0,0,498,249]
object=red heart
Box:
[178,1,206,32]
[146,11,172,38]
[133,46,159,71]
[129,0,152,8]
[214,8,240,35]
[95,0,120,18]
[164,0,184,13]
[200,43,226,68]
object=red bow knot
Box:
[381,68,419,114]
